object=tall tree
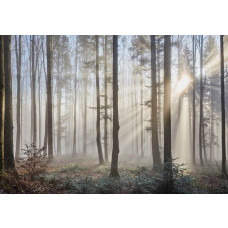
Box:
[199,35,204,166]
[4,35,15,169]
[31,36,37,146]
[164,35,172,191]
[104,35,109,162]
[95,35,104,165]
[110,35,120,177]
[192,35,196,165]
[0,36,5,172]
[15,35,22,159]
[151,35,161,168]
[220,35,227,176]
[73,37,78,156]
[46,35,53,158]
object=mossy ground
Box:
[1,155,228,194]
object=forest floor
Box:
[1,155,228,194]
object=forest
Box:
[1,35,228,194]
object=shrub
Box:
[17,143,49,181]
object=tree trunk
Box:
[104,35,109,162]
[151,35,161,168]
[31,36,37,146]
[220,35,227,176]
[164,35,172,192]
[46,35,53,158]
[95,35,104,165]
[73,38,78,156]
[4,35,15,170]
[110,35,120,177]
[15,35,22,159]
[57,41,61,156]
[199,35,204,166]
[140,52,144,157]
[192,35,196,165]
[0,36,5,172]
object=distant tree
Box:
[15,35,22,159]
[95,35,104,165]
[0,36,5,172]
[73,37,78,156]
[192,35,196,165]
[4,35,15,170]
[103,35,109,162]
[163,35,172,191]
[31,36,37,146]
[110,35,120,177]
[150,35,161,168]
[220,35,227,177]
[46,35,53,158]
[199,35,204,166]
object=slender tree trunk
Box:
[104,35,109,162]
[4,35,15,170]
[83,59,88,156]
[0,36,5,172]
[220,35,227,176]
[192,35,196,165]
[110,35,120,177]
[57,42,61,156]
[95,35,104,165]
[38,60,41,147]
[73,38,78,156]
[140,52,144,157]
[210,76,214,162]
[199,36,204,166]
[164,35,172,192]
[46,35,53,158]
[15,35,22,159]
[31,36,37,146]
[151,35,161,168]
[157,38,162,147]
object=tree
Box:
[46,35,53,158]
[73,37,78,156]
[4,35,15,170]
[192,35,196,165]
[104,35,109,162]
[151,35,161,168]
[110,35,120,177]
[15,35,22,159]
[95,35,104,165]
[163,35,172,191]
[220,35,227,177]
[0,36,5,172]
[31,36,37,146]
[199,35,204,166]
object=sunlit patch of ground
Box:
[1,156,228,193]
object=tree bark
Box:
[220,35,227,176]
[164,35,172,192]
[15,35,22,159]
[151,35,161,168]
[46,35,53,158]
[73,37,78,156]
[0,36,5,172]
[199,35,204,166]
[104,35,109,162]
[95,35,104,165]
[192,35,196,165]
[110,35,120,177]
[4,35,15,170]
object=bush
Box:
[17,143,49,181]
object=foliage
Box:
[16,143,49,181]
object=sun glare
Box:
[175,74,192,95]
